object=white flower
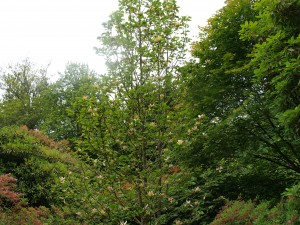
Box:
[216,166,223,173]
[198,114,205,119]
[211,117,221,124]
[120,221,127,225]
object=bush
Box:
[0,126,79,207]
[0,173,81,225]
[0,174,23,208]
[210,183,300,225]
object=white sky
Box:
[0,0,225,78]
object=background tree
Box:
[185,0,300,174]
[40,63,101,145]
[239,0,300,172]
[0,59,49,129]
[181,1,299,221]
[185,0,257,119]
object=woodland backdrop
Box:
[0,0,299,224]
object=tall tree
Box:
[182,0,258,167]
[186,0,257,119]
[239,0,300,172]
[73,0,196,224]
[0,59,49,129]
[181,0,298,213]
[185,0,300,173]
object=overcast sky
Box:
[0,0,225,77]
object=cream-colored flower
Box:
[147,191,155,197]
[164,156,170,161]
[149,122,157,127]
[192,126,198,131]
[168,197,175,203]
[154,35,163,42]
[177,139,184,145]
[216,166,223,173]
[174,21,181,27]
[175,220,183,225]
[96,174,103,179]
[59,177,65,184]
[107,186,113,191]
[194,186,201,193]
[198,114,205,119]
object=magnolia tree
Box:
[72,0,204,224]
